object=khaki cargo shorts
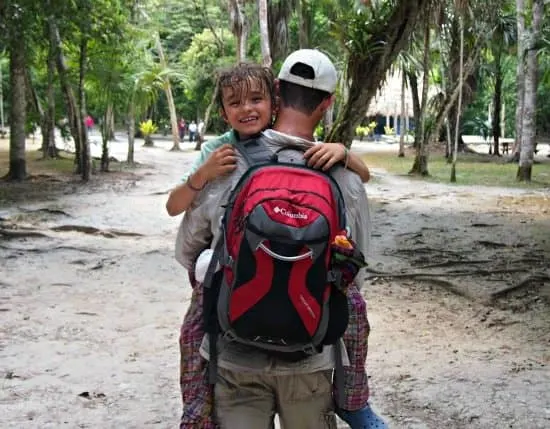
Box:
[215,367,337,429]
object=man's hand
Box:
[304,143,346,171]
[199,144,238,182]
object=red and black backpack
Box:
[203,137,350,385]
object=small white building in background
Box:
[365,71,439,136]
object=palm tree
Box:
[258,0,271,67]
[511,0,526,160]
[487,10,516,156]
[517,0,544,182]
[155,33,182,152]
[326,0,431,145]
[6,1,28,181]
[410,5,432,176]
[228,0,249,62]
[450,1,466,183]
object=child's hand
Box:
[304,143,345,171]
[201,144,238,181]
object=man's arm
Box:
[333,168,371,259]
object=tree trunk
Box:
[296,0,309,48]
[398,72,406,157]
[450,16,465,183]
[230,0,248,63]
[195,80,219,151]
[48,15,82,174]
[408,72,421,149]
[258,0,271,68]
[491,52,502,156]
[7,26,27,181]
[425,44,484,157]
[45,45,57,158]
[107,107,115,141]
[326,0,430,145]
[324,105,334,142]
[101,103,113,172]
[25,67,50,158]
[410,15,431,176]
[127,102,136,164]
[517,0,543,182]
[511,0,526,162]
[78,36,91,181]
[155,34,180,152]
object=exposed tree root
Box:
[18,208,72,217]
[366,267,528,279]
[477,240,526,249]
[0,244,97,254]
[392,247,467,257]
[414,276,471,298]
[490,273,550,300]
[0,229,49,239]
[416,259,492,269]
[49,225,143,237]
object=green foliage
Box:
[363,151,550,188]
[355,125,368,137]
[179,29,236,121]
[139,119,158,136]
[314,123,325,140]
[384,125,395,135]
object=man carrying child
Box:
[169,50,387,428]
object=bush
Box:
[139,120,158,146]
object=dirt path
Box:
[1,139,549,428]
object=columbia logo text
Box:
[273,206,308,220]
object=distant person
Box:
[197,119,205,143]
[178,118,187,142]
[85,115,94,133]
[188,120,197,142]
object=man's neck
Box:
[272,109,317,142]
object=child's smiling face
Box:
[220,77,273,139]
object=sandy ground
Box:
[1,135,549,428]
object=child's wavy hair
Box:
[215,62,276,111]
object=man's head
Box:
[216,63,275,138]
[277,49,337,116]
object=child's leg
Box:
[339,284,370,410]
[336,283,388,429]
[179,273,219,429]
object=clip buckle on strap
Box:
[334,340,345,408]
[204,236,224,386]
[301,344,318,356]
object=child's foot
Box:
[336,403,388,429]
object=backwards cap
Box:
[277,49,338,93]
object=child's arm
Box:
[166,144,237,216]
[303,143,371,183]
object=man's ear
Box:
[319,95,335,113]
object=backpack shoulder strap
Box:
[233,136,275,166]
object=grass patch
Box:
[363,150,550,188]
[0,142,76,177]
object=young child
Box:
[166,65,370,217]
[167,63,386,429]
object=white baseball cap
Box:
[278,49,338,93]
